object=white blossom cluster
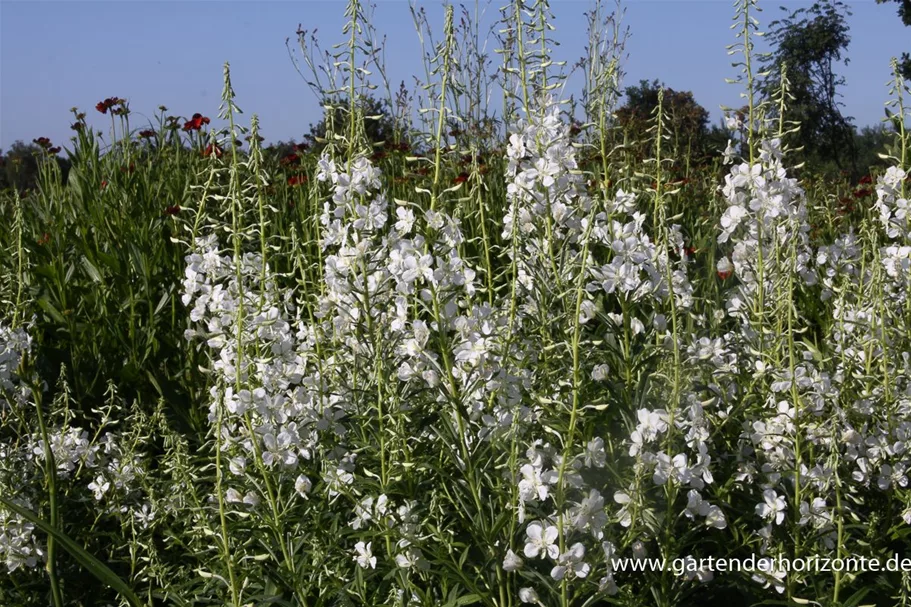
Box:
[0,323,42,573]
[171,93,911,605]
[716,138,816,323]
[182,234,326,492]
[0,322,32,411]
[875,166,909,241]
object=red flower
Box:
[858,175,873,185]
[164,205,181,215]
[37,233,51,246]
[101,180,108,190]
[138,129,156,139]
[716,257,733,281]
[95,97,125,114]
[288,175,308,187]
[202,144,223,158]
[33,138,60,155]
[183,113,211,132]
[280,153,299,166]
[853,188,872,199]
[453,172,469,184]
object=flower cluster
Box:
[875,166,909,241]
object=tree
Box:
[876,0,911,79]
[854,124,895,175]
[615,79,713,161]
[0,141,71,193]
[762,0,856,172]
[306,93,406,154]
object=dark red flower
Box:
[202,144,223,158]
[453,172,469,184]
[37,233,51,246]
[138,129,156,139]
[101,180,108,190]
[95,97,125,114]
[858,175,873,185]
[287,175,308,187]
[853,188,872,199]
[183,113,211,132]
[164,205,181,216]
[33,137,51,148]
[48,146,61,155]
[280,153,299,166]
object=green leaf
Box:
[37,297,66,325]
[0,496,145,607]
[81,256,103,283]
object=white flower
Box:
[133,503,155,529]
[583,438,606,468]
[523,521,559,559]
[551,543,590,580]
[723,140,737,164]
[394,544,428,570]
[518,587,541,605]
[354,541,376,569]
[570,489,607,538]
[88,475,110,501]
[503,549,523,572]
[756,489,787,525]
[614,491,633,527]
[518,463,555,503]
[294,475,312,499]
[592,364,610,382]
[243,491,260,507]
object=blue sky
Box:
[1,0,907,150]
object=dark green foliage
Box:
[876,0,911,79]
[616,80,715,163]
[306,93,405,153]
[762,0,857,174]
[0,141,71,194]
